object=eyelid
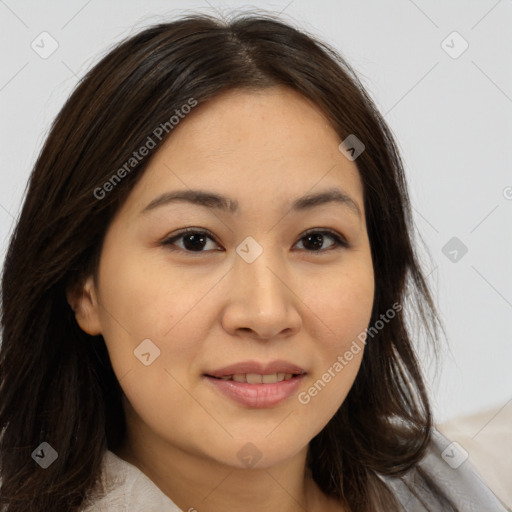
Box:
[300,227,348,244]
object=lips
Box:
[204,359,307,379]
[210,373,297,383]
[204,368,307,408]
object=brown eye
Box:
[294,230,349,253]
[162,229,221,253]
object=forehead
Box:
[166,86,339,154]
[121,86,365,220]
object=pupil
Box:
[304,234,323,251]
[184,234,207,251]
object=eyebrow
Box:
[140,187,362,218]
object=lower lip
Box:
[204,374,306,408]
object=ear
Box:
[66,275,102,336]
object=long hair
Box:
[0,11,445,511]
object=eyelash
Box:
[161,227,350,256]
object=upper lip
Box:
[205,360,307,378]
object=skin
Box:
[68,86,375,512]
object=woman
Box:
[0,11,507,512]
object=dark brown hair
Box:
[1,11,447,512]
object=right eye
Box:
[161,228,223,254]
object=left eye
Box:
[294,230,349,252]
[161,228,349,254]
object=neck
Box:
[114,419,344,511]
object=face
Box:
[70,86,374,470]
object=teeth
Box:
[218,373,296,383]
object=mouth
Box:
[204,359,307,380]
[205,372,304,383]
[202,360,307,407]
[203,363,307,408]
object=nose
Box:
[220,245,302,340]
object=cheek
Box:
[297,256,374,413]
[97,239,217,337]
[94,248,213,446]
[305,256,374,351]
[95,243,217,392]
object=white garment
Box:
[80,405,512,512]
[81,449,181,511]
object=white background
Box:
[0,0,511,424]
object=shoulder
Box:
[437,401,512,510]
[81,450,181,512]
[380,421,510,511]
